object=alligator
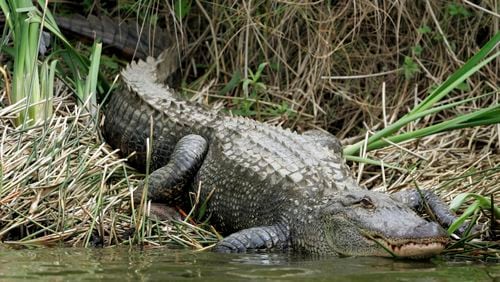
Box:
[54,14,463,257]
[101,51,465,258]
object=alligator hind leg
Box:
[214,224,290,253]
[391,189,469,235]
[133,134,208,219]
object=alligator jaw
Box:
[370,235,448,258]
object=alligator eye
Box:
[359,197,374,209]
[341,195,375,208]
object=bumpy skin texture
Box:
[103,54,459,257]
[56,15,170,59]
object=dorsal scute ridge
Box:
[225,116,328,177]
[122,56,328,175]
[121,56,219,133]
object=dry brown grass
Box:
[163,0,498,136]
[0,96,218,248]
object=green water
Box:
[0,247,497,281]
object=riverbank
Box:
[0,92,497,257]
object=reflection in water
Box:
[0,247,496,281]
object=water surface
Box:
[0,247,497,281]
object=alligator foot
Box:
[142,203,182,221]
[133,134,208,217]
[214,225,290,253]
[392,189,472,236]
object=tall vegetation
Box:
[344,32,500,157]
[0,0,102,126]
[0,0,55,126]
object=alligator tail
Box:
[56,15,170,59]
[120,52,220,137]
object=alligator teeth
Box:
[374,238,447,258]
[389,242,445,258]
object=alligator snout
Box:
[413,221,448,238]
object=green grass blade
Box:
[344,92,498,156]
[448,201,478,235]
[344,155,406,172]
[364,105,499,151]
[344,34,500,156]
[411,32,500,115]
[82,42,102,115]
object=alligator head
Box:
[312,190,449,258]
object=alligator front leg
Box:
[391,189,469,235]
[133,134,208,219]
[214,225,290,253]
